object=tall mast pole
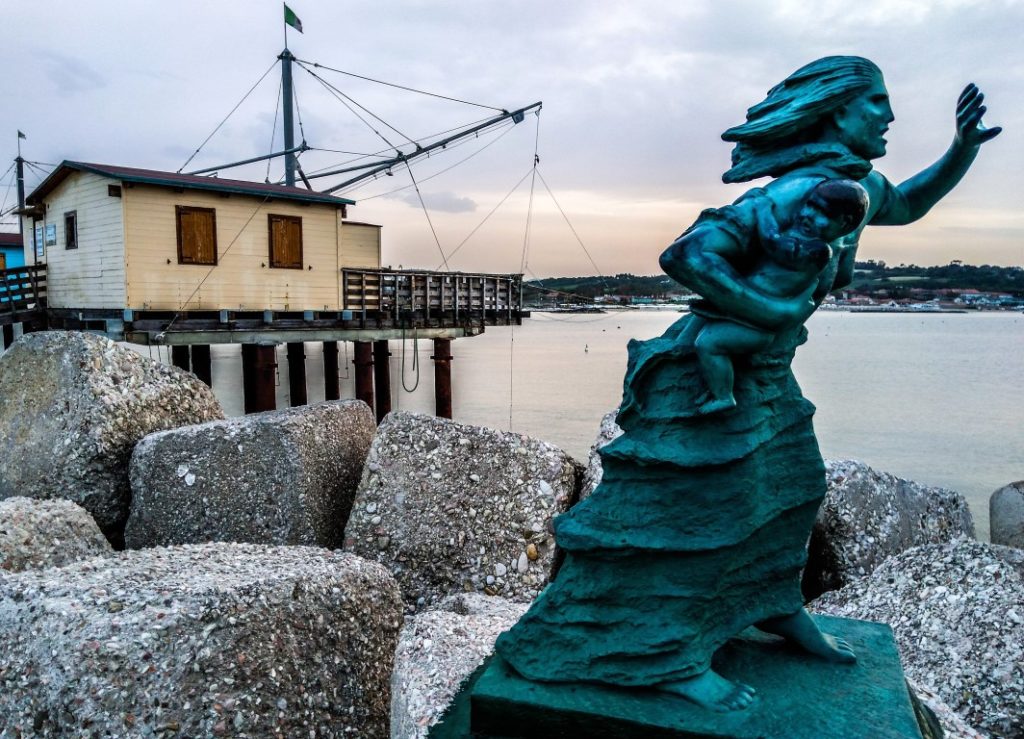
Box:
[279,48,297,187]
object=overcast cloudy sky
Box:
[2,0,1021,276]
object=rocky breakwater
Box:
[0,331,223,544]
[0,497,112,572]
[804,459,975,598]
[125,400,375,549]
[0,543,404,737]
[814,539,1024,737]
[344,411,580,612]
[991,480,1024,549]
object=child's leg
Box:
[694,322,774,413]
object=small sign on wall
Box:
[45,224,57,247]
[34,223,43,259]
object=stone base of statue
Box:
[430,615,928,738]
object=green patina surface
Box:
[458,615,921,739]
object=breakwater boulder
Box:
[0,331,223,543]
[803,459,975,598]
[990,480,1024,549]
[344,412,579,611]
[0,543,403,738]
[813,539,1024,737]
[391,594,528,739]
[0,497,112,572]
[125,400,375,550]
[579,408,623,499]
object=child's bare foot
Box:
[657,668,756,712]
[757,607,857,663]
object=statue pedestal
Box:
[435,615,924,738]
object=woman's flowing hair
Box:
[722,56,882,183]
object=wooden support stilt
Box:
[1,324,13,350]
[191,344,212,387]
[354,341,374,414]
[286,342,307,406]
[432,338,453,419]
[171,345,191,372]
[323,341,340,401]
[372,339,391,423]
[242,343,277,414]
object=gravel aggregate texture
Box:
[814,538,1023,737]
[344,412,580,612]
[390,594,528,739]
[909,678,988,739]
[0,331,223,542]
[0,497,112,573]
[579,409,622,500]
[804,458,975,598]
[990,480,1024,549]
[0,542,403,738]
[125,400,375,550]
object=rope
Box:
[297,62,416,150]
[433,165,533,270]
[178,59,279,173]
[265,77,283,182]
[401,328,421,392]
[340,121,516,200]
[293,78,307,143]
[297,59,505,112]
[519,111,541,274]
[156,193,273,339]
[536,167,605,278]
[406,164,451,271]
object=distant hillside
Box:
[525,262,1024,301]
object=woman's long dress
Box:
[494,310,825,686]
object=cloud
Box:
[39,51,105,94]
[394,190,477,213]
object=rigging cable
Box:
[178,59,279,173]
[519,111,541,274]
[351,121,517,202]
[536,167,605,278]
[156,193,274,339]
[296,62,416,151]
[292,77,308,144]
[0,164,16,221]
[406,164,451,271]
[265,77,283,182]
[296,59,505,112]
[401,328,421,393]
[433,165,534,270]
[301,113,498,177]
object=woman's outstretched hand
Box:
[956,84,1002,148]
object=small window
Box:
[108,185,122,198]
[268,214,303,269]
[64,211,78,250]
[175,206,217,265]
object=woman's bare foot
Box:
[757,607,856,663]
[657,669,756,712]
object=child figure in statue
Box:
[693,179,869,415]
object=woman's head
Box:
[721,57,889,183]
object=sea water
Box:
[155,310,1023,539]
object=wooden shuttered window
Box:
[176,206,218,265]
[268,214,303,269]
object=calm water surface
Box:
[183,310,1022,538]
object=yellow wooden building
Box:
[21,161,380,313]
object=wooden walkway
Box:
[2,266,523,345]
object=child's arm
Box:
[751,196,801,264]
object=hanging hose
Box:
[401,328,421,393]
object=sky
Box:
[2,0,1022,278]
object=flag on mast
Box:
[284,4,303,33]
[17,131,26,140]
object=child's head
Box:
[795,179,869,241]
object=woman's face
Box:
[832,74,895,160]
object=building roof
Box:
[27,161,355,207]
[0,232,22,247]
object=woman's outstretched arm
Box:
[872,84,1001,226]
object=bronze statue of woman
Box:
[494,56,1000,712]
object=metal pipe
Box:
[185,145,307,176]
[280,48,297,187]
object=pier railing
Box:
[0,264,46,319]
[342,268,522,320]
